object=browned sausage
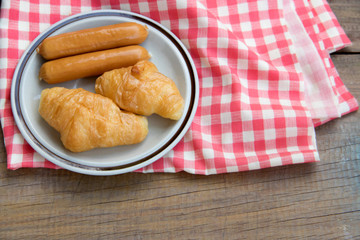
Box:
[39,45,151,84]
[37,22,149,60]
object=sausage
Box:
[39,45,151,84]
[37,22,149,60]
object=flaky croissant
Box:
[95,60,185,120]
[39,87,148,152]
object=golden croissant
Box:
[95,60,185,120]
[38,87,148,152]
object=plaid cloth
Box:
[0,0,357,174]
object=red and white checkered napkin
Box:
[0,0,358,174]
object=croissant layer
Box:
[39,87,148,152]
[95,60,184,120]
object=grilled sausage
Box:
[39,45,151,84]
[37,22,149,60]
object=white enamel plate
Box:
[11,10,199,175]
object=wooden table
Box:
[1,1,359,239]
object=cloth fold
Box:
[0,0,357,174]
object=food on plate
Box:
[39,45,151,84]
[37,22,149,60]
[38,87,148,152]
[95,60,184,120]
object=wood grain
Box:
[1,1,360,240]
[329,0,360,53]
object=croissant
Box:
[95,60,185,120]
[38,87,148,152]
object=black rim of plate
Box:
[13,10,197,173]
